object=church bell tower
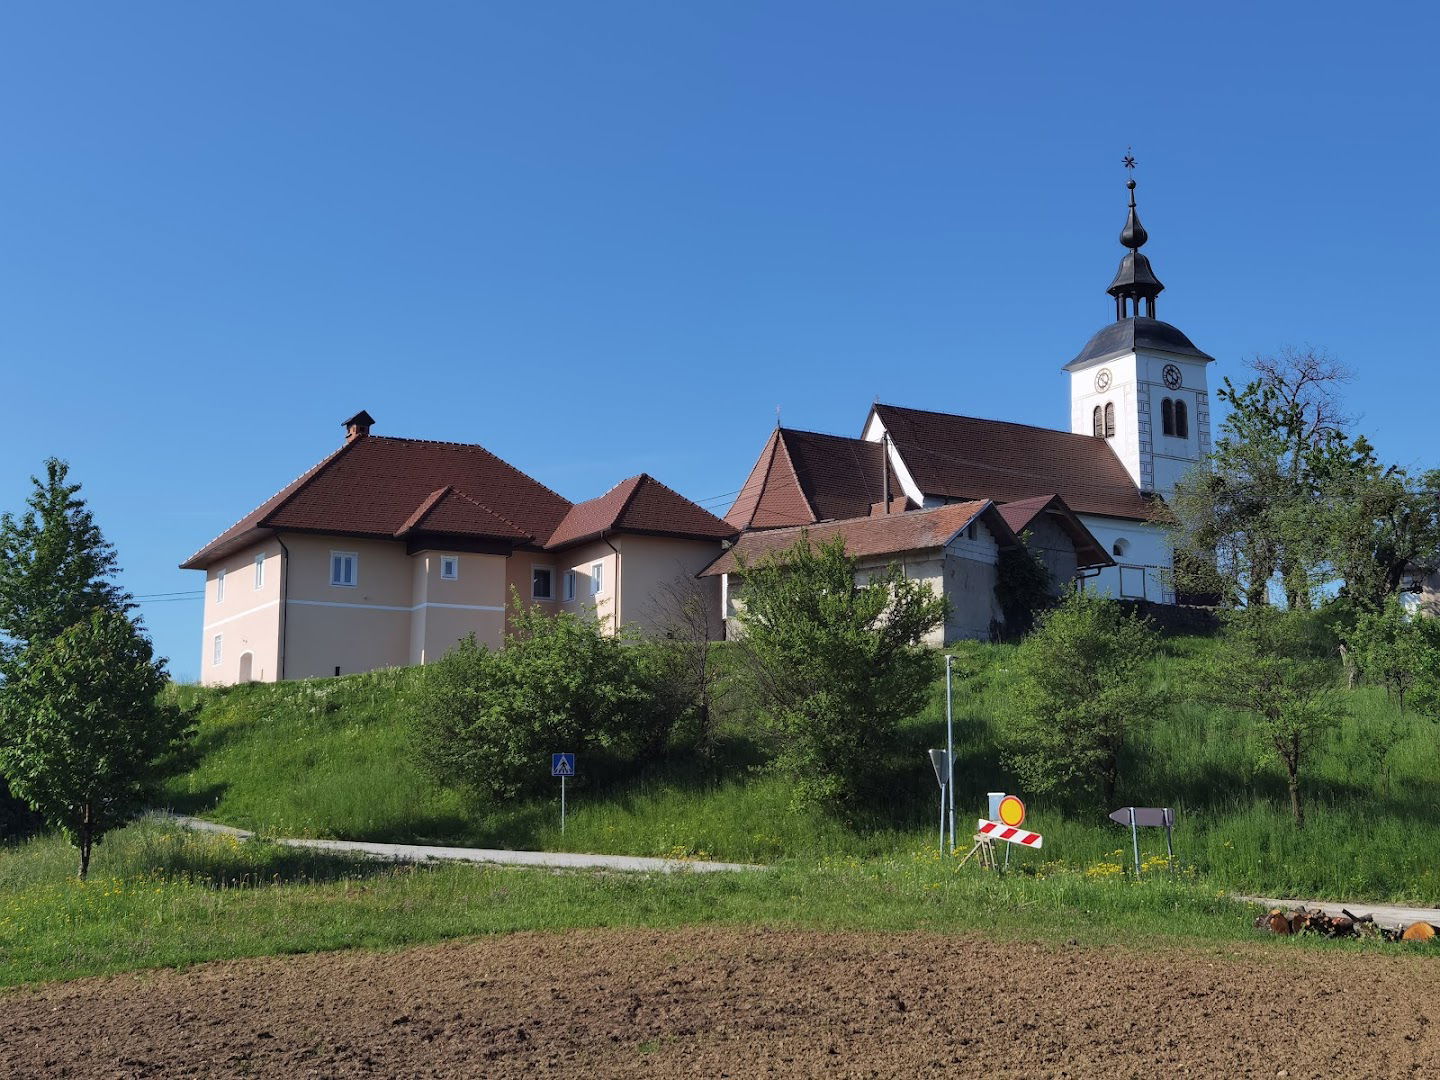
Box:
[1065,162,1214,498]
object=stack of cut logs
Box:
[1255,906,1438,943]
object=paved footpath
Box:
[1238,895,1440,930]
[163,813,764,874]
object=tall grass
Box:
[0,820,1357,989]
[158,637,1440,903]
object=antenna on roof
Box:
[775,405,782,430]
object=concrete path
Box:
[1238,895,1440,931]
[160,814,764,874]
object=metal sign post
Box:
[944,655,955,853]
[552,753,576,833]
[1108,806,1176,875]
[928,749,950,852]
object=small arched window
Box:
[1103,402,1116,439]
[1161,398,1175,436]
[1092,405,1104,438]
[1174,400,1189,439]
[1112,537,1131,558]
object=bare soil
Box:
[2,927,1437,1078]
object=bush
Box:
[733,536,947,814]
[409,600,666,803]
[1004,591,1162,806]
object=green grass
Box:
[0,818,1388,989]
[157,637,1440,904]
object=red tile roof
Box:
[181,434,729,569]
[701,501,1016,577]
[724,427,905,530]
[545,474,736,550]
[996,494,1113,569]
[870,404,1156,521]
[724,429,815,531]
[393,487,531,541]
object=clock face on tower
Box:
[1094,368,1112,392]
[1162,364,1183,390]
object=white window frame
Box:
[254,552,265,590]
[212,634,223,667]
[562,570,576,602]
[216,568,226,603]
[440,555,459,581]
[330,551,358,588]
[531,565,555,601]
[590,561,604,596]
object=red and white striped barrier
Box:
[976,818,1043,849]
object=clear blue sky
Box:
[3,3,1436,679]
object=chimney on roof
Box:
[342,410,375,443]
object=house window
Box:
[1092,405,1103,438]
[590,562,604,595]
[212,634,223,667]
[563,571,576,601]
[532,566,554,600]
[440,555,459,580]
[254,552,265,590]
[1113,537,1131,558]
[216,568,226,603]
[1161,398,1175,436]
[330,551,358,587]
[1104,402,1116,439]
[1174,400,1189,439]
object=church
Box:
[707,174,1213,639]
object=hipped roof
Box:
[545,474,736,549]
[724,427,907,531]
[182,435,731,569]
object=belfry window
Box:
[1174,400,1189,438]
[1161,398,1175,436]
[1092,405,1104,438]
[1103,402,1115,439]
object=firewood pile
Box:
[1255,906,1439,942]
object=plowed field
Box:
[3,927,1437,1078]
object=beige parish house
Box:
[182,411,735,685]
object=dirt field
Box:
[2,927,1438,1078]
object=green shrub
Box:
[734,536,947,814]
[1004,592,1163,806]
[409,599,666,803]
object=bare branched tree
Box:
[648,571,725,755]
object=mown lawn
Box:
[157,638,1440,904]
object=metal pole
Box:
[1130,806,1140,876]
[561,774,566,834]
[945,654,955,853]
[1165,818,1174,873]
[938,784,945,853]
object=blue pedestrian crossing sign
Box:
[551,753,576,777]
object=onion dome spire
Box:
[1106,153,1164,320]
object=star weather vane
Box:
[1122,149,1137,171]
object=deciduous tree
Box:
[0,609,190,878]
[1193,607,1342,828]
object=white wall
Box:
[1068,348,1212,499]
[1075,515,1173,603]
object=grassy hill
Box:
[162,636,1440,904]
